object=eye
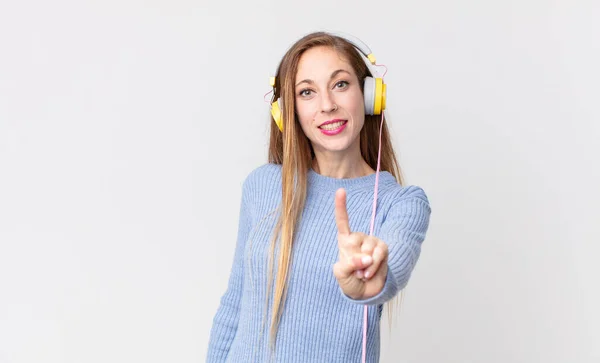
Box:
[298,88,313,97]
[334,80,349,89]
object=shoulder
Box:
[394,184,430,205]
[242,163,282,189]
[380,180,431,214]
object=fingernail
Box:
[361,255,372,265]
[364,270,371,278]
[356,270,364,278]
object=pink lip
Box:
[319,120,347,136]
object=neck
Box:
[311,143,374,179]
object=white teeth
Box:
[320,121,346,130]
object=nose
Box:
[320,91,338,113]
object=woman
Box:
[206,31,432,362]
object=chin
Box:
[313,138,355,153]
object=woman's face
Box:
[294,46,365,155]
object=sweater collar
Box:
[307,168,396,193]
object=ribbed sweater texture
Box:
[206,163,431,362]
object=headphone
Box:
[269,32,387,132]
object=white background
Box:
[0,0,598,362]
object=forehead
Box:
[295,46,354,79]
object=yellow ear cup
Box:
[373,78,385,115]
[271,99,283,132]
[270,76,284,132]
[381,83,387,111]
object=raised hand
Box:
[332,188,389,300]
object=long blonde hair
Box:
[265,31,405,350]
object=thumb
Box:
[335,188,351,235]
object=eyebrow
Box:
[295,69,351,87]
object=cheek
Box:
[296,102,316,127]
[357,90,366,110]
[349,94,365,122]
[341,88,363,112]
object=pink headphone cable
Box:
[363,107,385,363]
[363,63,387,363]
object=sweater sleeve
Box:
[341,186,432,306]
[206,180,252,362]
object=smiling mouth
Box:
[319,120,347,131]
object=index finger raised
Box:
[335,188,351,235]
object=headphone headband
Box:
[270,32,377,82]
[327,31,376,65]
